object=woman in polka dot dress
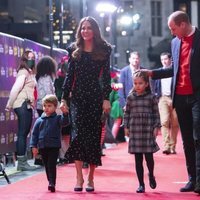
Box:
[60,16,112,192]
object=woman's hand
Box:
[102,100,111,114]
[124,128,129,137]
[60,99,69,113]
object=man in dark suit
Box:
[118,51,143,109]
[145,11,200,193]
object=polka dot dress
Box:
[63,46,111,166]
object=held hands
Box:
[102,100,111,114]
[32,147,38,158]
[60,100,69,114]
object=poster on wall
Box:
[0,33,24,153]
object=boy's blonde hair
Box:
[42,94,58,107]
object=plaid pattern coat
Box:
[124,91,160,154]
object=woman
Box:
[60,16,112,192]
[5,50,36,171]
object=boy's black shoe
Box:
[48,184,55,192]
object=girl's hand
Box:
[102,100,111,114]
[153,127,160,137]
[32,147,38,158]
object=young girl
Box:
[30,94,69,192]
[123,71,160,193]
[36,56,56,116]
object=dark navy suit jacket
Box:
[152,28,200,107]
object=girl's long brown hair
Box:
[17,50,35,72]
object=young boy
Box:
[30,94,69,192]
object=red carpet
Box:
[0,133,199,200]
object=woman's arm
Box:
[6,73,26,110]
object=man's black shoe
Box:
[180,181,195,192]
[194,183,200,193]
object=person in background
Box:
[5,50,36,171]
[109,69,123,139]
[124,71,160,193]
[30,94,69,193]
[54,55,70,164]
[118,51,143,109]
[36,56,56,116]
[60,16,111,192]
[151,52,179,155]
[143,11,200,193]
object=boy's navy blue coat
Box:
[30,112,69,149]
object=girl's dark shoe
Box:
[149,175,157,189]
[136,185,145,193]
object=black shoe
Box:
[180,181,195,192]
[162,150,171,155]
[194,183,200,193]
[86,181,95,192]
[136,185,145,193]
[149,175,157,189]
[48,184,55,192]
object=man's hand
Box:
[135,69,153,77]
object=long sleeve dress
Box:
[123,91,160,154]
[62,45,111,166]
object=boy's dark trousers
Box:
[40,147,59,185]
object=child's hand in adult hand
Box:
[32,147,38,158]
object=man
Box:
[118,51,142,109]
[151,52,179,155]
[144,11,200,193]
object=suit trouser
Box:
[158,96,179,151]
[174,94,200,184]
[40,147,59,185]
